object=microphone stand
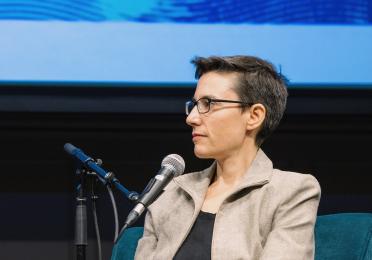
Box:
[75,167,88,260]
[72,159,140,260]
[65,144,143,259]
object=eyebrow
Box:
[192,95,217,101]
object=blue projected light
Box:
[0,0,371,86]
[0,0,371,24]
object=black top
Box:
[174,211,216,260]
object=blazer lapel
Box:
[173,149,273,202]
[236,149,273,190]
[173,162,216,210]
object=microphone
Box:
[64,143,110,182]
[123,154,185,228]
[64,143,133,197]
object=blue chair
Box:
[112,227,144,260]
[112,213,372,260]
[315,213,372,260]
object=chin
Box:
[194,146,214,159]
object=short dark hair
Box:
[191,55,288,147]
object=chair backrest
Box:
[315,213,372,260]
[112,213,372,260]
[111,227,144,260]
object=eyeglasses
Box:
[185,97,252,115]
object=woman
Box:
[135,56,321,260]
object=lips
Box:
[192,132,206,138]
[192,133,207,142]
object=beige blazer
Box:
[135,149,321,260]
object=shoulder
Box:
[271,169,320,189]
[267,169,321,204]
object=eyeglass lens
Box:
[186,98,211,115]
[186,101,195,115]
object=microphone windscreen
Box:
[161,154,185,176]
[64,143,77,155]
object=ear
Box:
[245,103,266,131]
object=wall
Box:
[0,87,371,259]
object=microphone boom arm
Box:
[64,143,139,201]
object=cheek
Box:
[219,127,246,151]
[192,112,247,158]
[212,116,245,138]
[207,116,247,149]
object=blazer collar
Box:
[173,149,273,204]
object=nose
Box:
[186,105,201,127]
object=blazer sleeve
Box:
[134,210,158,260]
[260,174,321,260]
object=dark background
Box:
[0,85,371,259]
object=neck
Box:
[214,144,259,186]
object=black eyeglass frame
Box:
[185,97,253,115]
